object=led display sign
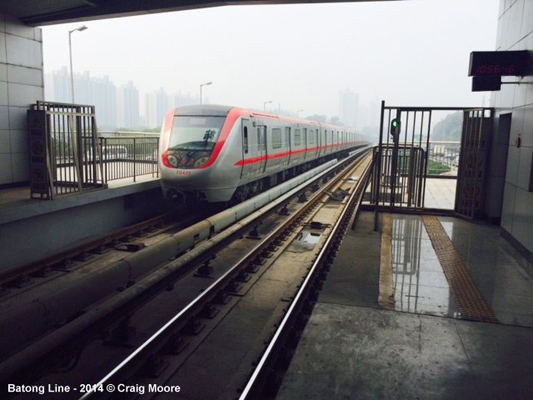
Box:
[469,51,532,77]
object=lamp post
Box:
[68,25,88,103]
[297,109,304,118]
[263,100,272,112]
[200,81,212,105]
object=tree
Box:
[305,114,327,123]
[329,116,345,126]
[432,112,463,141]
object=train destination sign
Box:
[469,50,532,76]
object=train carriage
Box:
[159,105,367,203]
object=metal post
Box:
[390,109,400,207]
[374,100,385,231]
[69,32,74,103]
[133,138,136,182]
[68,26,87,103]
[200,82,212,105]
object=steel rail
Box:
[0,148,369,396]
[239,156,373,399]
[79,150,371,399]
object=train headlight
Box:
[194,157,209,168]
[167,154,179,167]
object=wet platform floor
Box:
[277,212,533,400]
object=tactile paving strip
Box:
[422,215,499,323]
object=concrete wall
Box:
[491,0,533,256]
[0,184,167,272]
[0,13,44,186]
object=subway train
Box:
[159,105,368,203]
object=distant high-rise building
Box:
[117,81,140,129]
[339,88,358,128]
[44,67,70,103]
[145,88,170,129]
[44,68,118,129]
[44,68,208,130]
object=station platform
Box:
[277,212,533,400]
[0,175,165,273]
[0,174,159,223]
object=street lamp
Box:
[68,25,88,103]
[263,100,272,112]
[200,81,212,105]
[297,109,304,117]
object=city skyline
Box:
[42,0,499,125]
[44,66,208,130]
[45,66,365,131]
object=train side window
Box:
[295,129,301,146]
[272,128,282,149]
[309,129,314,145]
[243,127,249,154]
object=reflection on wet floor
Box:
[389,214,533,328]
[439,217,533,327]
[391,215,459,318]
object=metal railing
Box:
[370,144,426,210]
[98,137,159,182]
[27,101,161,200]
[28,101,105,199]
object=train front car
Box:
[159,105,242,203]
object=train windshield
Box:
[167,116,225,169]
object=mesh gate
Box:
[28,101,105,199]
[371,101,493,218]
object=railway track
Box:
[0,205,218,294]
[1,148,372,399]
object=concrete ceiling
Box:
[0,0,395,26]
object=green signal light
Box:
[391,118,401,138]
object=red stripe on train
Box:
[235,142,361,166]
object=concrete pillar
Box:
[0,13,44,186]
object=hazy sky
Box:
[42,0,499,117]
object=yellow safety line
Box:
[422,215,499,323]
[379,213,395,310]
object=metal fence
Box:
[99,137,159,182]
[28,101,105,199]
[370,145,426,210]
[28,101,160,199]
[371,101,492,221]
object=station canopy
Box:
[0,0,380,26]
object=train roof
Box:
[173,105,356,132]
[174,105,233,117]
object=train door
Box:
[241,119,260,178]
[302,128,308,161]
[257,125,267,175]
[316,128,322,157]
[241,119,252,179]
[285,127,291,166]
[308,128,317,159]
